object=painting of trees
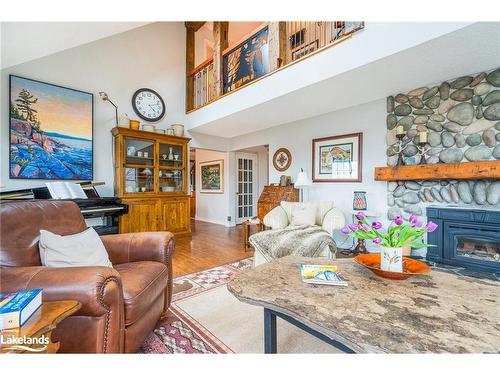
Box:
[15,89,38,122]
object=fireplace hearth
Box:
[426,207,500,273]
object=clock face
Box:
[132,88,165,122]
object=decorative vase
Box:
[168,147,174,160]
[380,246,403,273]
[353,191,367,210]
[129,120,140,130]
[171,124,184,137]
[119,114,129,127]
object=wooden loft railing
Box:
[185,21,364,112]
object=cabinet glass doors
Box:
[159,142,184,193]
[121,137,186,195]
[124,138,155,194]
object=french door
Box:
[236,153,258,224]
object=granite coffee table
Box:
[227,255,500,353]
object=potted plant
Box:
[341,213,437,272]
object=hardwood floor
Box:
[172,220,254,277]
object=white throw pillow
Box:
[39,227,112,268]
[290,205,317,226]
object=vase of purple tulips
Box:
[341,212,437,273]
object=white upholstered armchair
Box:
[253,201,346,266]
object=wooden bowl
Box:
[354,253,431,280]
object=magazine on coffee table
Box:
[300,264,348,286]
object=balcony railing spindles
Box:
[187,21,364,112]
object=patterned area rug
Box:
[139,258,254,354]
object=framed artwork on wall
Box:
[200,159,224,194]
[312,132,363,182]
[222,26,270,94]
[9,75,93,180]
[272,147,292,172]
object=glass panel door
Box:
[236,153,257,224]
[159,169,184,193]
[125,138,154,166]
[159,143,183,168]
[158,142,184,193]
[124,167,155,193]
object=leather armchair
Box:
[0,200,174,353]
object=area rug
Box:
[139,258,339,354]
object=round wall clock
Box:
[132,88,166,122]
[273,148,292,172]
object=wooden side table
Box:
[243,218,263,250]
[0,300,81,354]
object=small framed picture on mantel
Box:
[312,132,363,183]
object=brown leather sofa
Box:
[0,200,174,353]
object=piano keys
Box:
[0,182,127,235]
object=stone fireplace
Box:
[426,206,500,273]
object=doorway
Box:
[236,153,258,224]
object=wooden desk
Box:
[0,300,81,354]
[228,256,500,353]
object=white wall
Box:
[195,148,235,227]
[230,99,387,248]
[1,22,186,196]
[186,22,476,136]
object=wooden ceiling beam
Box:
[184,22,206,32]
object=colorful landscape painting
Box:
[200,160,224,194]
[9,75,93,180]
[223,26,269,93]
[319,143,353,174]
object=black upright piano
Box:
[0,182,127,235]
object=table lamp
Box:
[295,168,311,202]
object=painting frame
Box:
[9,74,94,180]
[312,132,363,183]
[200,159,224,194]
[222,25,270,94]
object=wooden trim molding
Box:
[189,57,214,76]
[374,161,500,181]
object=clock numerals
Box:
[133,89,164,121]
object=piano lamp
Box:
[295,168,312,202]
[99,91,118,125]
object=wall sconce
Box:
[99,91,118,125]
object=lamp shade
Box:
[295,168,311,188]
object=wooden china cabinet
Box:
[112,127,191,237]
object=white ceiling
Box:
[0,22,150,69]
[187,22,500,138]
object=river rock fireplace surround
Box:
[426,206,500,273]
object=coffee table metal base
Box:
[263,308,355,354]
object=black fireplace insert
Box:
[426,206,500,273]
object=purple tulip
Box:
[360,224,371,231]
[409,215,423,228]
[355,211,366,221]
[371,221,383,230]
[373,237,382,244]
[341,226,352,234]
[425,221,438,232]
[348,223,359,231]
[394,216,403,226]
